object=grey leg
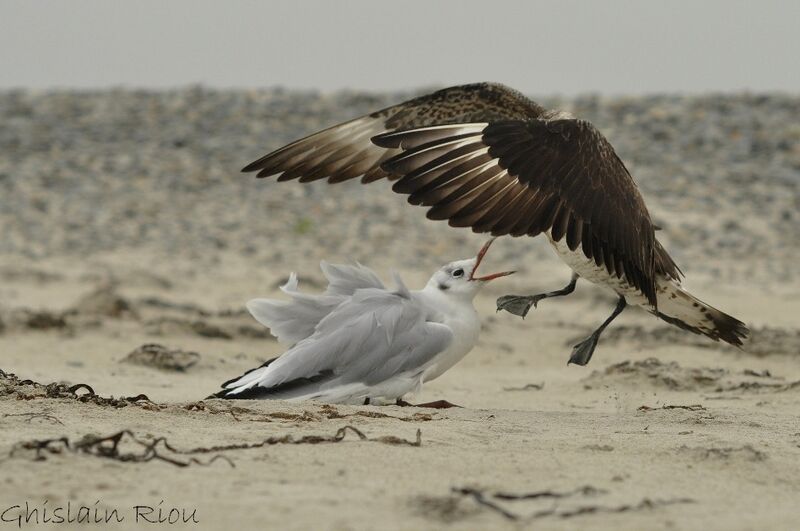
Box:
[497,273,579,318]
[569,296,627,366]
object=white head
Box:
[425,239,514,300]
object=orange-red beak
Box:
[469,238,515,282]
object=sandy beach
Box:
[1,88,799,530]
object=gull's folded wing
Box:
[247,261,386,345]
[223,285,453,401]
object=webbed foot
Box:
[496,295,544,318]
[569,334,600,366]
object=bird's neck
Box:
[414,285,477,318]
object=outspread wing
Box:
[247,261,386,345]
[375,120,674,305]
[242,82,681,305]
[241,82,545,184]
[223,285,453,399]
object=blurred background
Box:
[1,0,798,318]
[2,0,800,94]
[1,0,798,297]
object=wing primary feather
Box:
[566,215,583,251]
[550,205,571,242]
[247,118,372,175]
[393,152,492,197]
[581,222,594,259]
[386,140,487,176]
[395,152,493,197]
[372,124,486,149]
[447,173,516,227]
[424,163,504,209]
[505,192,541,236]
[475,184,530,234]
[407,160,495,206]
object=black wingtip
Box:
[205,389,229,400]
[371,132,400,149]
[242,158,279,176]
[382,156,403,176]
[241,160,261,173]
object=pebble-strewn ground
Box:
[2,89,798,278]
[0,89,799,531]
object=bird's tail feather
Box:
[211,368,336,401]
[246,272,341,345]
[206,357,279,399]
[655,281,749,347]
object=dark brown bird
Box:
[242,82,748,365]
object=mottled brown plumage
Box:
[242,82,750,359]
[242,82,673,307]
[242,83,541,184]
[375,120,682,306]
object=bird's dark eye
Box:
[452,268,464,278]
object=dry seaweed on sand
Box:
[8,430,232,468]
[121,343,201,372]
[164,425,423,454]
[638,404,707,412]
[451,486,694,521]
[8,426,422,468]
[0,369,156,409]
[2,411,64,425]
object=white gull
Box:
[212,239,513,407]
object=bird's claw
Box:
[530,294,547,308]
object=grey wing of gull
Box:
[225,284,453,399]
[247,261,386,345]
[320,260,385,296]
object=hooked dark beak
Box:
[469,238,515,282]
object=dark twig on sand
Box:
[169,425,421,454]
[452,488,520,520]
[452,486,694,521]
[543,497,696,519]
[638,404,707,412]
[0,368,157,409]
[502,382,545,392]
[9,426,422,468]
[8,430,232,468]
[493,485,605,500]
[2,412,64,425]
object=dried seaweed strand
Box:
[638,404,707,412]
[1,369,157,409]
[9,426,422,468]
[494,485,605,500]
[453,486,694,521]
[2,412,64,425]
[451,488,520,521]
[9,430,232,468]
